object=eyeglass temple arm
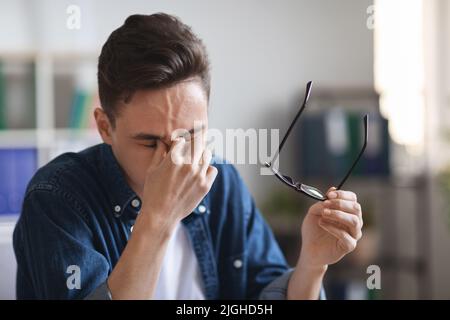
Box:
[268,81,313,167]
[336,114,369,190]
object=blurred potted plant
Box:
[260,187,310,232]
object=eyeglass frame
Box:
[264,81,369,201]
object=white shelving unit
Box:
[0,51,102,168]
[0,51,101,299]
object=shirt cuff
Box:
[84,280,113,300]
[259,269,327,300]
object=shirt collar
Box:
[99,143,141,218]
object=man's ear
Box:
[94,107,113,145]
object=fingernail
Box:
[324,200,332,206]
[328,192,337,199]
[323,209,331,215]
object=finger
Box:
[324,199,362,217]
[327,186,337,193]
[318,219,357,252]
[203,165,218,191]
[327,189,357,201]
[150,140,167,168]
[310,202,326,217]
[200,148,213,176]
[322,209,362,240]
[169,137,186,165]
[201,136,215,164]
[190,129,207,166]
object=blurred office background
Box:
[1,0,450,299]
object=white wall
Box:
[0,0,34,52]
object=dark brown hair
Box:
[97,13,211,126]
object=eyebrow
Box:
[131,125,205,141]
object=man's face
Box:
[95,80,209,197]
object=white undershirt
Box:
[153,223,205,300]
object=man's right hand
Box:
[139,134,218,234]
[108,131,217,299]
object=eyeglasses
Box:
[264,81,369,201]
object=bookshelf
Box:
[0,51,102,218]
[0,51,102,299]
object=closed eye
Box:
[143,140,158,149]
[145,143,157,149]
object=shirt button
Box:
[198,205,207,213]
[114,205,121,213]
[131,199,140,208]
[233,259,243,269]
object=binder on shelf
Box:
[361,112,390,175]
[297,111,390,180]
[69,89,86,129]
[0,148,37,215]
[299,114,329,177]
[348,113,363,175]
[67,63,97,130]
[68,89,97,129]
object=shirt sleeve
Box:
[84,280,112,300]
[13,185,110,299]
[259,269,327,300]
[227,165,326,300]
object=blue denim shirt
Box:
[13,143,324,300]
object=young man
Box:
[13,13,363,300]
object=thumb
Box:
[326,186,337,197]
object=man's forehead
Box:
[139,80,206,107]
[129,87,206,117]
[131,123,206,141]
[116,81,208,137]
[132,110,206,131]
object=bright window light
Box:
[374,0,425,155]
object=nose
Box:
[158,139,172,153]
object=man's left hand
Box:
[299,187,363,269]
